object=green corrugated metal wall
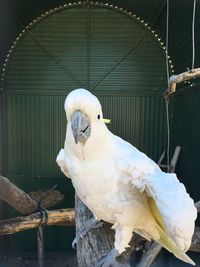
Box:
[171,86,200,204]
[1,4,167,254]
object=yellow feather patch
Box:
[148,197,165,230]
[103,118,111,124]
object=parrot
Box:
[56,88,197,266]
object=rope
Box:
[192,0,196,69]
[165,0,170,172]
[165,100,170,172]
[165,0,170,86]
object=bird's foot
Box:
[72,217,103,249]
[97,249,122,267]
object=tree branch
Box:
[169,68,200,89]
[0,208,75,235]
[136,242,162,267]
[0,175,38,215]
[163,67,200,96]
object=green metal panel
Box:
[99,95,166,160]
[171,86,200,203]
[1,4,167,254]
[5,95,66,177]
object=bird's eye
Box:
[97,114,101,120]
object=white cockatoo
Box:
[56,88,197,266]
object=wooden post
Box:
[75,195,127,266]
[37,227,44,267]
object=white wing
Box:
[114,135,197,251]
[56,149,70,178]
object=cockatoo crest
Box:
[64,89,103,124]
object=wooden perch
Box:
[195,201,200,213]
[0,207,199,252]
[0,208,75,235]
[164,67,200,96]
[136,242,162,267]
[158,146,181,172]
[170,68,200,87]
[191,226,200,252]
[0,175,38,215]
[75,195,122,267]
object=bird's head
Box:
[64,89,109,146]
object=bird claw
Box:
[96,249,119,267]
[72,237,78,249]
[72,218,103,249]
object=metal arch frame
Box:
[0,1,175,92]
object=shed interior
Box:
[0,0,199,265]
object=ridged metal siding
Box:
[3,5,167,178]
[171,87,200,203]
[1,0,200,76]
[99,95,166,160]
[2,5,167,253]
[4,95,66,177]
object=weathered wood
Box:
[75,194,131,267]
[136,242,162,267]
[170,146,181,173]
[158,146,181,172]
[164,67,200,96]
[190,226,200,252]
[0,208,75,235]
[0,175,64,215]
[75,195,114,267]
[37,227,44,267]
[169,68,200,89]
[195,201,200,213]
[0,175,38,215]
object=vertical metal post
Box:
[37,226,44,267]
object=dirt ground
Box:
[0,251,199,267]
[0,253,78,267]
